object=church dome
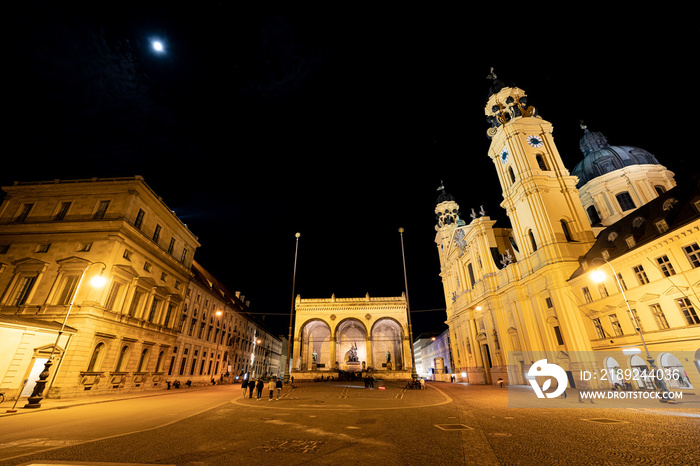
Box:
[571,127,661,188]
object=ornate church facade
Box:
[290,294,412,380]
[436,76,700,393]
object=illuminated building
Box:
[436,76,699,392]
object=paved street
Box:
[1,380,699,465]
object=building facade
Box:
[0,177,280,402]
[291,293,412,380]
[437,76,700,394]
[414,330,453,382]
[0,177,200,400]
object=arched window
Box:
[155,350,165,372]
[116,345,130,372]
[528,229,537,252]
[586,205,601,225]
[87,342,104,371]
[137,348,149,372]
[615,192,636,212]
[560,220,573,242]
[536,154,548,171]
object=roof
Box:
[570,174,700,279]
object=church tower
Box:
[484,72,596,267]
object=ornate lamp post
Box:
[399,228,418,383]
[590,257,670,398]
[25,261,107,408]
[284,232,300,383]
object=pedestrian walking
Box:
[419,377,425,389]
[496,378,504,388]
[275,377,283,399]
[248,379,255,399]
[268,378,276,401]
[255,378,264,400]
[241,378,248,398]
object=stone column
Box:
[364,337,373,370]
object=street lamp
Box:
[399,228,418,383]
[284,232,300,383]
[214,310,222,378]
[25,261,107,408]
[590,257,670,397]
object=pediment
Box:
[663,286,689,297]
[11,257,50,273]
[638,293,660,303]
[113,264,139,277]
[56,256,91,266]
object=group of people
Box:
[240,377,283,401]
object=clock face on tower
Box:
[526,135,544,148]
[500,148,509,164]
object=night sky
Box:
[3,3,697,336]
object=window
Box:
[122,249,133,261]
[36,244,51,253]
[128,290,144,317]
[536,154,548,171]
[94,200,110,219]
[633,265,649,285]
[528,230,537,252]
[134,209,145,230]
[598,283,609,298]
[153,224,162,243]
[553,326,564,345]
[180,247,188,264]
[87,342,105,372]
[655,220,669,234]
[656,255,676,277]
[561,220,573,242]
[0,245,9,254]
[143,262,152,272]
[155,351,165,373]
[53,201,71,221]
[616,192,636,212]
[677,298,700,325]
[467,263,475,288]
[630,308,644,331]
[683,243,700,268]
[508,166,516,184]
[77,242,92,252]
[582,286,593,303]
[609,313,623,336]
[654,185,667,195]
[116,345,130,372]
[57,275,79,305]
[164,304,175,328]
[617,273,628,291]
[649,304,669,329]
[12,276,37,306]
[14,203,33,222]
[586,205,601,225]
[137,349,149,372]
[148,298,160,322]
[105,282,122,311]
[626,236,636,249]
[592,318,605,339]
[168,238,175,254]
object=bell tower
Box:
[484,71,595,265]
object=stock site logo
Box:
[528,359,567,399]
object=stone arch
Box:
[334,318,367,371]
[628,354,654,389]
[658,352,694,389]
[604,356,622,388]
[370,317,404,370]
[298,318,331,371]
